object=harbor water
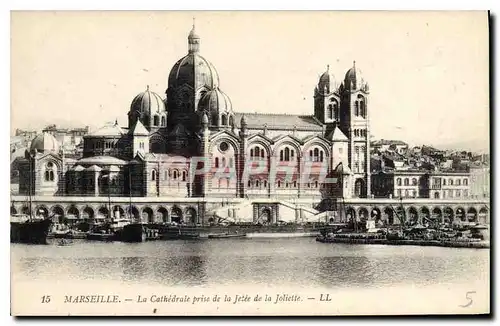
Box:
[11,238,489,290]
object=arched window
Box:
[327,105,333,120]
[397,178,402,186]
[293,181,297,188]
[221,114,227,125]
[263,180,268,188]
[463,178,468,186]
[212,115,218,126]
[247,180,251,187]
[260,148,265,158]
[151,170,156,181]
[277,180,281,188]
[182,171,187,182]
[153,115,159,126]
[313,148,319,161]
[443,179,446,186]
[456,190,461,197]
[45,162,55,182]
[320,151,324,162]
[333,102,339,120]
[404,178,409,186]
[360,101,365,118]
[315,181,319,188]
[355,101,359,116]
[284,147,290,161]
[215,157,219,168]
[412,178,417,186]
[173,170,178,180]
[280,150,284,161]
[229,115,234,127]
[222,157,226,167]
[449,179,453,186]
[404,190,409,197]
[434,192,440,199]
[285,182,289,188]
[256,180,260,187]
[457,179,461,186]
[250,148,254,159]
[161,116,166,126]
[412,190,416,197]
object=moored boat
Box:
[11,214,52,245]
[208,233,246,239]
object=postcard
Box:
[10,10,490,316]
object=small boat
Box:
[57,239,73,246]
[208,233,246,239]
[178,232,201,240]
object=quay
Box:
[316,236,490,249]
[11,195,490,226]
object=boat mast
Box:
[129,169,133,221]
[108,174,112,220]
[28,152,33,221]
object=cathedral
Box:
[18,23,371,201]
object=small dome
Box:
[198,88,232,115]
[318,65,337,94]
[344,61,366,90]
[30,132,59,153]
[130,86,166,116]
[201,112,209,125]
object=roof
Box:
[30,132,60,153]
[327,126,348,141]
[131,120,149,136]
[77,155,127,166]
[86,165,102,172]
[87,123,125,137]
[233,112,323,131]
[334,162,352,175]
[372,139,408,146]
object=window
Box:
[45,162,55,182]
[463,178,468,186]
[397,178,402,187]
[355,101,359,116]
[161,116,166,126]
[456,190,461,197]
[315,181,319,188]
[404,178,409,186]
[412,190,416,198]
[255,180,260,187]
[464,190,468,197]
[397,189,402,197]
[310,148,325,162]
[153,115,159,126]
[173,170,178,180]
[279,147,295,162]
[457,179,461,186]
[214,157,219,168]
[293,181,297,188]
[151,170,156,181]
[248,180,251,187]
[327,105,333,119]
[404,190,409,197]
[360,101,365,118]
[434,192,440,199]
[412,178,417,186]
[448,190,453,198]
[221,114,227,125]
[449,179,453,186]
[182,171,187,182]
[263,180,267,188]
[277,180,281,188]
[443,179,446,186]
[229,116,234,127]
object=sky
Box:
[10,11,490,152]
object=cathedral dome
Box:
[198,87,233,115]
[167,23,220,91]
[318,65,337,94]
[29,132,59,153]
[130,86,166,116]
[344,61,366,90]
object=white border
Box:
[2,1,497,325]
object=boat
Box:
[208,233,246,239]
[10,154,52,245]
[11,214,53,245]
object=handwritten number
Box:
[41,295,51,304]
[460,291,476,308]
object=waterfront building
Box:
[16,23,371,202]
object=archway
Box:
[171,206,183,224]
[420,207,430,224]
[51,206,65,223]
[142,207,154,223]
[432,207,442,223]
[394,206,405,225]
[35,205,49,218]
[10,206,17,215]
[346,207,356,223]
[408,207,419,225]
[21,205,30,215]
[157,207,169,223]
[478,208,488,224]
[82,206,94,219]
[443,207,454,224]
[354,179,366,198]
[455,207,466,222]
[260,208,272,223]
[433,191,440,199]
[383,207,394,225]
[112,205,125,219]
[127,206,140,220]
[467,208,477,223]
[185,207,197,225]
[97,206,109,219]
[370,207,381,223]
[67,206,80,219]
[358,207,369,222]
